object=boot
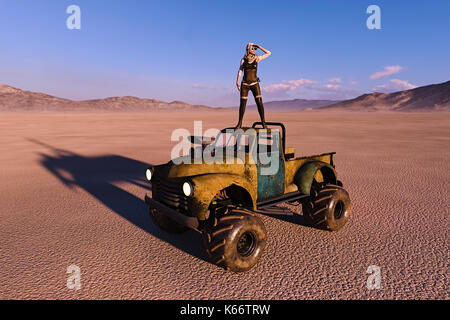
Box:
[256,97,267,128]
[235,98,247,129]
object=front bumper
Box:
[144,194,199,229]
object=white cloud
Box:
[350,81,359,85]
[261,78,363,100]
[390,79,417,90]
[328,77,342,83]
[370,65,403,80]
[262,83,293,93]
[373,79,417,92]
[262,78,317,93]
[323,84,341,91]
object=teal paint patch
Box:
[257,151,285,201]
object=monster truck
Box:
[144,122,351,272]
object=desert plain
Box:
[0,111,448,299]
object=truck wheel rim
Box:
[334,200,345,219]
[237,231,257,257]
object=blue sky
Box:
[0,0,449,106]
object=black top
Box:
[242,57,258,83]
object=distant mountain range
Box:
[320,81,450,112]
[0,85,217,112]
[236,99,341,111]
[1,80,449,112]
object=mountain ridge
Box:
[0,85,218,112]
[1,81,449,112]
[320,81,450,112]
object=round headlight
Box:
[145,168,153,181]
[182,181,193,197]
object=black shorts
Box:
[240,81,262,100]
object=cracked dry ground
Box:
[0,112,448,299]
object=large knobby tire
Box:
[302,184,351,231]
[203,209,267,272]
[149,208,189,233]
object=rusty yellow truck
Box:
[144,122,351,272]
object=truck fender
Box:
[294,161,337,195]
[189,174,257,220]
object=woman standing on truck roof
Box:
[235,42,271,129]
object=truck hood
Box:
[156,154,248,179]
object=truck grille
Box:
[152,178,189,213]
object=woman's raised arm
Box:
[255,44,271,62]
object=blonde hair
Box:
[244,43,256,61]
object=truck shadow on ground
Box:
[28,138,208,264]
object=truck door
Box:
[256,130,285,202]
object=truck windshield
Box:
[257,130,280,153]
[213,132,253,153]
